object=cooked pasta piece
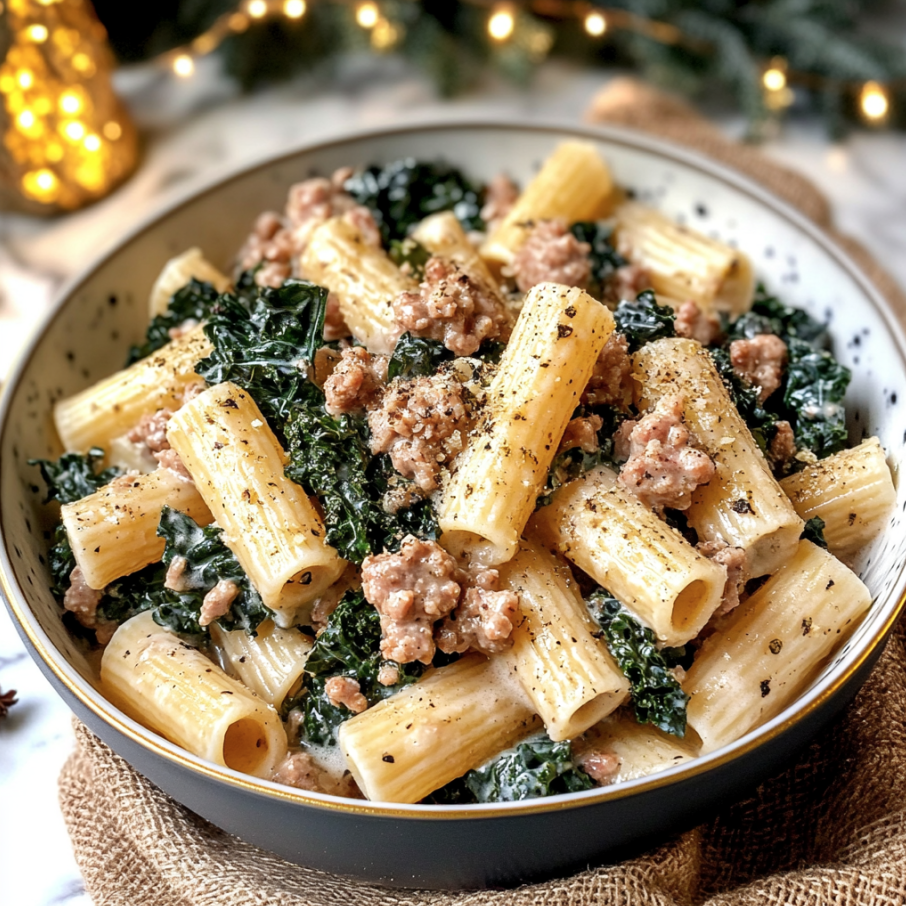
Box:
[210,620,313,709]
[613,202,755,315]
[684,539,871,753]
[338,654,540,803]
[101,610,287,777]
[481,141,614,267]
[531,466,726,647]
[166,381,345,626]
[54,325,212,453]
[438,282,614,565]
[632,337,803,578]
[61,467,213,590]
[300,216,416,354]
[148,247,231,318]
[498,538,629,741]
[780,437,895,566]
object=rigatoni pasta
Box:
[148,247,231,318]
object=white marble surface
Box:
[1,54,906,906]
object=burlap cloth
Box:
[59,80,906,905]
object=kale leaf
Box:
[49,525,76,598]
[127,278,222,365]
[387,333,454,381]
[30,448,122,505]
[569,221,627,299]
[344,159,484,245]
[801,516,829,549]
[613,290,676,353]
[748,284,829,349]
[297,590,425,745]
[427,733,594,804]
[586,589,688,737]
[388,237,432,281]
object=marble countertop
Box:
[2,55,906,906]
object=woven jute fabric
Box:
[59,80,906,905]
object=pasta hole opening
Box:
[566,693,624,740]
[222,718,269,774]
[672,580,708,630]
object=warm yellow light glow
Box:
[0,75,14,94]
[27,24,49,42]
[193,33,217,54]
[173,54,195,77]
[64,121,85,140]
[488,7,515,41]
[762,68,786,92]
[17,109,35,129]
[860,81,889,121]
[103,120,122,140]
[371,17,400,50]
[34,96,51,115]
[60,91,82,114]
[84,134,101,152]
[17,69,34,89]
[22,168,59,201]
[356,2,379,28]
[72,52,95,75]
[284,0,305,18]
[229,11,249,31]
[247,0,268,18]
[46,141,63,162]
[584,11,606,37]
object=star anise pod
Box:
[0,688,18,719]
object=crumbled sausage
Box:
[361,536,462,664]
[323,292,352,342]
[581,332,633,410]
[154,447,193,481]
[368,374,470,492]
[557,415,603,456]
[435,567,519,657]
[127,409,174,454]
[342,205,382,249]
[272,751,361,797]
[237,211,296,288]
[377,663,400,686]
[324,676,368,714]
[576,747,621,786]
[310,566,359,630]
[480,173,519,231]
[167,319,200,341]
[615,394,716,511]
[602,262,652,305]
[323,346,387,416]
[511,219,591,294]
[180,381,208,405]
[164,555,191,592]
[769,419,797,467]
[674,300,722,347]
[392,257,508,357]
[199,579,240,627]
[730,334,788,404]
[64,566,116,643]
[697,539,747,616]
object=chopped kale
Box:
[569,221,627,299]
[801,516,829,549]
[586,589,688,737]
[127,278,222,365]
[49,525,76,599]
[475,338,507,365]
[387,333,453,380]
[344,159,484,245]
[427,733,594,804]
[30,448,122,505]
[297,590,425,745]
[388,237,432,281]
[613,290,676,353]
[663,509,699,548]
[749,284,829,349]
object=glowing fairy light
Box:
[488,7,515,41]
[27,24,48,42]
[284,0,306,18]
[173,54,195,77]
[63,120,85,140]
[356,2,379,28]
[762,67,786,92]
[860,81,889,121]
[247,0,268,18]
[584,11,606,37]
[83,134,101,152]
[60,92,81,114]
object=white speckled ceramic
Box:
[2,122,905,889]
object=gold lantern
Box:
[0,0,138,214]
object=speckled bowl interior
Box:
[2,122,905,887]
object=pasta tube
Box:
[148,247,230,318]
[101,611,287,777]
[498,539,629,741]
[633,338,803,578]
[531,466,726,646]
[481,141,614,266]
[166,382,345,626]
[210,620,313,709]
[338,655,539,803]
[438,283,614,565]
[54,325,212,453]
[685,540,872,753]
[61,467,213,590]
[780,437,895,566]
[613,202,755,315]
[300,217,416,354]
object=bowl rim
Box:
[2,116,905,820]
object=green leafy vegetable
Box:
[30,448,121,505]
[388,237,432,280]
[569,221,627,299]
[344,159,485,245]
[297,590,425,745]
[748,285,829,349]
[127,278,222,365]
[801,516,828,549]
[613,290,676,353]
[49,525,76,599]
[387,333,454,381]
[586,589,688,737]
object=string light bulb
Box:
[172,54,195,77]
[762,66,786,93]
[860,81,889,121]
[247,0,268,18]
[584,11,606,37]
[60,92,81,114]
[356,2,379,29]
[488,6,515,41]
[284,0,306,18]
